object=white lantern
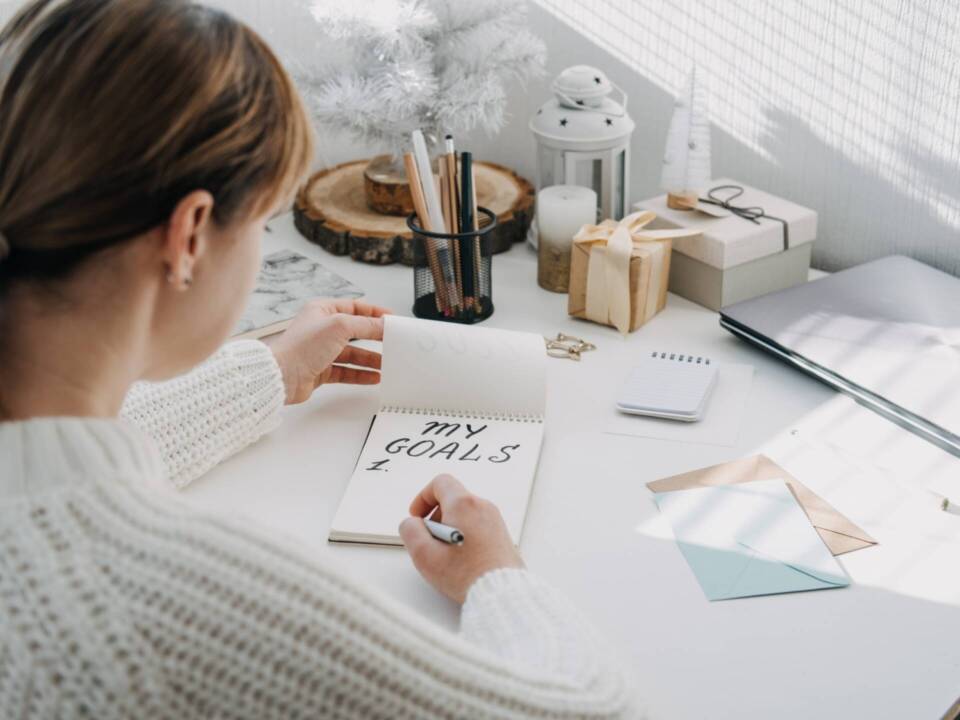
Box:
[529,65,635,246]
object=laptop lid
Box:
[720,255,960,456]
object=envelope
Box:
[654,479,850,601]
[647,454,877,555]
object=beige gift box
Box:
[567,212,701,333]
[635,179,818,310]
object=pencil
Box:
[443,136,463,313]
[459,151,475,309]
[438,174,462,311]
[440,160,463,311]
[438,159,451,233]
[412,130,457,313]
[403,151,447,314]
[470,161,481,311]
[445,136,459,234]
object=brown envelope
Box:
[647,454,877,556]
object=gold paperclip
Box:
[557,333,596,353]
[546,340,580,361]
[544,333,597,361]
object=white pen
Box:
[424,518,465,545]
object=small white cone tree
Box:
[660,66,711,210]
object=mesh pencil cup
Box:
[408,207,496,324]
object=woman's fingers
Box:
[352,301,392,317]
[324,365,380,385]
[337,314,385,342]
[270,299,391,403]
[398,516,447,568]
[401,476,524,603]
[409,474,467,517]
[323,298,392,318]
[335,345,382,370]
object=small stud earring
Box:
[166,269,192,288]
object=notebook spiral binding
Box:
[650,351,711,365]
[381,405,543,423]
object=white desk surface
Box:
[177,213,960,720]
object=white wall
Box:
[511,1,960,274]
[3,0,958,273]
[228,0,960,274]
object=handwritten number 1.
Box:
[366,459,390,471]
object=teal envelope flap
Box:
[655,480,850,601]
[670,541,755,600]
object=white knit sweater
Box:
[0,340,639,719]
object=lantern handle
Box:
[554,81,628,118]
[611,82,628,114]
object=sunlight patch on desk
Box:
[756,395,960,605]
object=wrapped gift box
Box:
[567,212,700,333]
[634,179,817,310]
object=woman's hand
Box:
[399,474,525,604]
[266,299,390,405]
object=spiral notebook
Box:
[328,315,546,546]
[617,351,719,421]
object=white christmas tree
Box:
[660,66,711,207]
[297,0,546,154]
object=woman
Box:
[0,1,638,717]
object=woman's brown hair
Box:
[0,0,314,283]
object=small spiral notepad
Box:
[616,351,719,421]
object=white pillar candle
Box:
[537,185,597,292]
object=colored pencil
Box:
[470,160,481,311]
[403,152,446,314]
[459,151,476,308]
[443,135,464,309]
[438,159,451,233]
[412,130,457,313]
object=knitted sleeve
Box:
[461,568,621,690]
[114,489,641,719]
[120,340,285,489]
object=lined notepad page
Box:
[617,352,718,419]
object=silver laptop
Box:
[720,255,960,457]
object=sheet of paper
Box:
[605,363,754,446]
[380,315,546,419]
[654,479,850,600]
[330,410,544,544]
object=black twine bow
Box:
[698,184,790,251]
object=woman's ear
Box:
[162,190,215,290]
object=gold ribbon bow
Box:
[573,210,700,334]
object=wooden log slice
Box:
[294,159,534,265]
